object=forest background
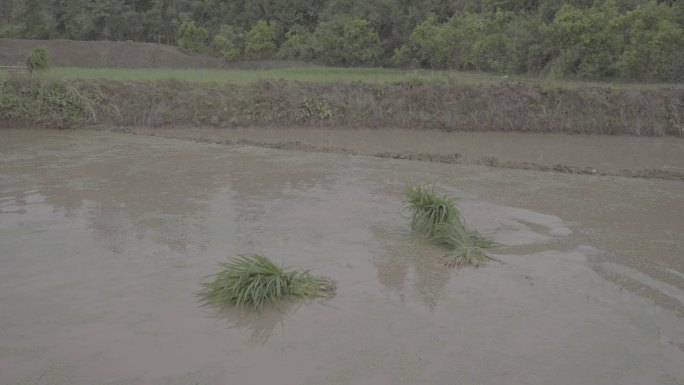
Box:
[1,0,682,81]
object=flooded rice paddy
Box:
[1,129,683,385]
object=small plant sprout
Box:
[199,254,335,312]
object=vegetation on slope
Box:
[1,77,681,135]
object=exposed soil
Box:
[117,126,684,181]
[1,129,683,385]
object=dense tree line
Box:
[1,0,683,80]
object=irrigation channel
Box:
[1,128,683,385]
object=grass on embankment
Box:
[41,66,469,85]
[9,66,682,90]
[1,76,682,135]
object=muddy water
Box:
[129,126,684,177]
[1,129,683,385]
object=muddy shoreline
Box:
[109,126,684,181]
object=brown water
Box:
[1,129,683,385]
[129,127,684,177]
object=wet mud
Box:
[121,126,684,181]
[1,129,683,385]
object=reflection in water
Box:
[371,224,451,310]
[211,302,300,344]
[224,154,334,250]
[0,133,336,258]
[0,136,219,255]
[226,154,333,202]
[369,201,578,310]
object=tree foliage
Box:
[244,20,276,60]
[341,18,382,66]
[310,18,382,66]
[212,24,242,61]
[177,20,209,54]
[2,0,683,80]
[278,25,315,61]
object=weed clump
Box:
[199,254,335,312]
[404,184,497,267]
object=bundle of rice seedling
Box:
[404,184,460,237]
[404,184,498,267]
[432,222,498,267]
[199,254,335,312]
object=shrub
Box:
[213,24,243,61]
[177,21,210,54]
[393,17,451,69]
[199,254,335,312]
[244,21,276,60]
[340,19,382,66]
[613,5,684,81]
[0,79,98,128]
[547,5,620,78]
[296,97,334,122]
[278,25,314,61]
[311,20,345,65]
[312,18,382,66]
[26,48,49,73]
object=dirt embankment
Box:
[2,77,683,136]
